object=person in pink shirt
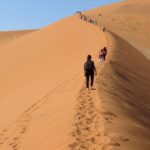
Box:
[99,47,107,64]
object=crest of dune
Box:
[0,0,150,150]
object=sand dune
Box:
[0,16,106,149]
[86,0,150,59]
[94,31,150,149]
[0,0,150,150]
[68,23,150,150]
[0,30,36,47]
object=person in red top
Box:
[99,47,107,64]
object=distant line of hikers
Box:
[75,11,107,33]
[75,11,97,25]
[84,47,108,90]
[75,11,108,90]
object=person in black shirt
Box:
[84,55,97,90]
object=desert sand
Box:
[0,30,36,47]
[0,0,150,150]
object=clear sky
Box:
[0,0,120,31]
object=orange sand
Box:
[0,30,36,47]
[0,0,150,150]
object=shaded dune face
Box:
[96,32,150,150]
[85,0,150,149]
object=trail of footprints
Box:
[0,87,53,150]
[0,113,31,150]
[69,88,104,149]
[69,87,130,150]
[0,73,130,149]
[0,75,79,150]
[68,16,130,149]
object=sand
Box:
[0,0,150,149]
[0,30,36,47]
[86,0,150,59]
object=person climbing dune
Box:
[84,55,97,90]
[103,47,107,61]
[99,47,107,64]
[99,49,104,64]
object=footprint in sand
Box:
[108,142,121,147]
[102,111,117,122]
[120,137,130,142]
[100,144,113,150]
[68,142,78,149]
[69,87,103,149]
[12,144,18,148]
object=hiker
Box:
[99,49,105,64]
[99,47,107,64]
[103,47,107,61]
[84,55,97,90]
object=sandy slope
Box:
[95,31,150,150]
[68,28,150,150]
[0,0,150,150]
[86,0,150,59]
[85,0,150,149]
[0,30,36,47]
[0,16,106,149]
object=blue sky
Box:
[0,0,120,31]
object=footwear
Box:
[91,87,96,90]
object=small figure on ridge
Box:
[99,47,107,64]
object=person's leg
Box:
[90,72,94,88]
[100,58,103,64]
[86,73,90,89]
[103,55,106,61]
[99,58,101,64]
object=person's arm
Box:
[84,63,86,76]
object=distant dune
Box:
[0,0,149,150]
[0,30,36,47]
[86,0,150,58]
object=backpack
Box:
[84,60,93,71]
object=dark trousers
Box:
[85,71,94,88]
